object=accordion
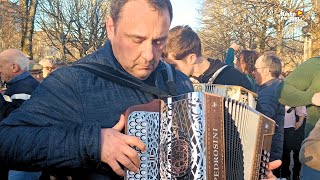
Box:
[192,84,258,109]
[125,92,275,180]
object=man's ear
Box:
[106,16,115,40]
[186,54,197,65]
[12,64,19,73]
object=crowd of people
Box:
[0,0,319,180]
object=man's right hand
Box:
[230,43,240,52]
[101,114,146,176]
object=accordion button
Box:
[129,129,136,134]
[267,152,271,157]
[130,122,136,126]
[129,171,135,175]
[141,122,147,127]
[141,129,147,134]
[141,163,146,168]
[263,150,268,155]
[135,132,141,137]
[141,156,147,161]
[141,135,147,141]
[260,168,265,173]
[135,174,141,178]
[141,171,146,175]
[261,162,266,167]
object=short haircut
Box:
[1,50,29,71]
[238,50,259,76]
[260,52,282,78]
[109,0,173,30]
[162,25,202,60]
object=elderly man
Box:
[0,49,39,179]
[0,49,39,120]
[253,52,285,177]
[39,58,54,78]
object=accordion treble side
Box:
[124,92,275,180]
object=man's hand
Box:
[101,115,146,176]
[230,43,240,52]
[312,92,320,106]
[263,160,282,180]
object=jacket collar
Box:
[7,71,31,85]
[257,78,279,90]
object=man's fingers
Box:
[108,159,125,177]
[268,160,282,171]
[113,114,126,131]
[122,145,141,168]
[123,135,146,152]
[117,154,139,173]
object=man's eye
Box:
[132,38,143,44]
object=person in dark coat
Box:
[0,0,194,179]
[253,52,285,175]
[0,49,40,179]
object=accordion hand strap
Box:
[71,62,170,98]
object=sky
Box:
[170,0,203,30]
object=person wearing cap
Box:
[29,62,43,82]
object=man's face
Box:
[30,70,43,82]
[235,55,246,73]
[163,53,194,76]
[0,60,14,83]
[253,56,266,85]
[107,0,171,80]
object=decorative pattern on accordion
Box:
[159,96,205,179]
[193,83,257,109]
[125,92,275,180]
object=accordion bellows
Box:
[192,84,258,109]
[125,92,275,180]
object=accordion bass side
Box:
[193,83,258,109]
[124,92,275,180]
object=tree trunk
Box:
[20,0,38,59]
[311,0,320,57]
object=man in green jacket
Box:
[278,56,320,137]
[278,56,320,179]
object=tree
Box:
[37,0,109,62]
[198,0,313,71]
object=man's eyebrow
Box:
[154,35,168,41]
[126,33,147,39]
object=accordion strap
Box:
[71,62,171,98]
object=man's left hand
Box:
[262,160,282,180]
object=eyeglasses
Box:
[30,71,43,76]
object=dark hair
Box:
[261,52,282,78]
[238,50,259,76]
[110,0,173,29]
[162,25,202,60]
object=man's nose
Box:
[141,42,154,62]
